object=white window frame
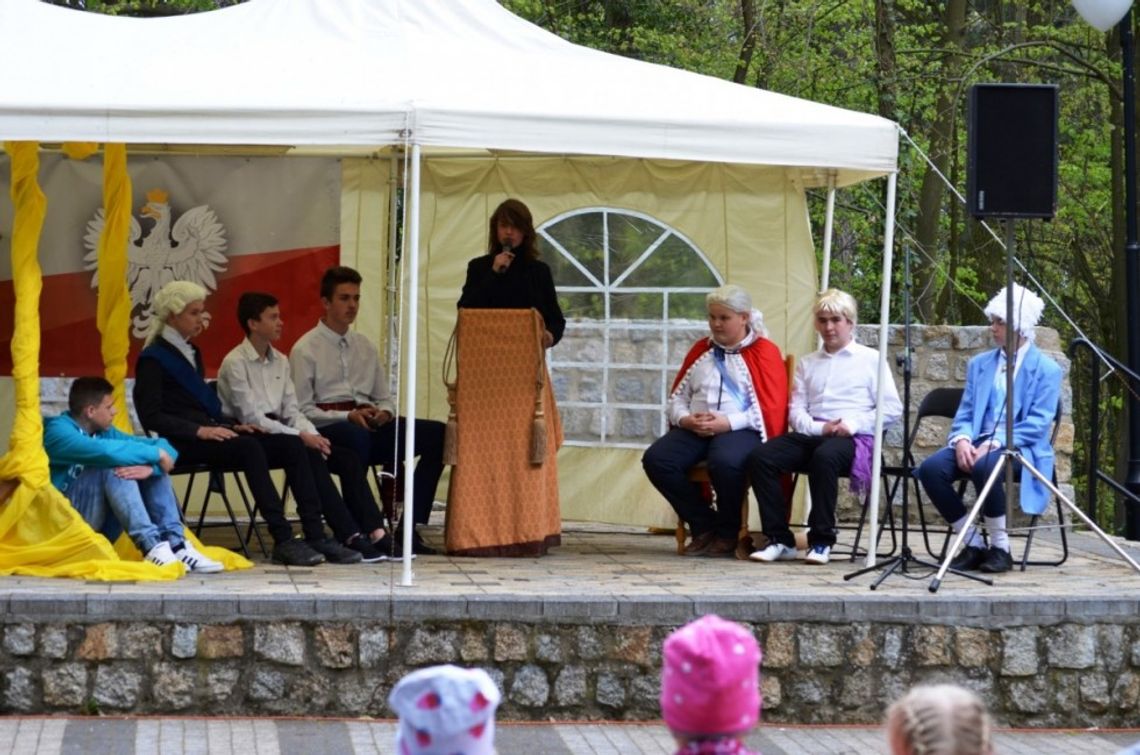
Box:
[539,207,722,448]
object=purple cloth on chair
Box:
[813,416,874,495]
[848,433,875,495]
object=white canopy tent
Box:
[0,0,900,582]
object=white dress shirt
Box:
[217,338,317,436]
[789,340,902,436]
[668,330,764,432]
[161,326,197,366]
[289,320,394,427]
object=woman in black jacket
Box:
[457,198,565,347]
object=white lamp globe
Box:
[1072,0,1133,32]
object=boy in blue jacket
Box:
[44,377,222,573]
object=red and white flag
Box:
[0,153,341,376]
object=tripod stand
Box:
[845,245,992,589]
[930,220,1140,592]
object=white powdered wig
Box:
[706,284,768,338]
[983,283,1045,339]
[145,280,208,346]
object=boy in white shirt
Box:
[218,292,395,562]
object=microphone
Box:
[496,242,514,274]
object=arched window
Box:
[539,208,721,448]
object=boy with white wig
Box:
[916,282,1062,574]
[748,288,902,565]
[643,284,789,557]
[133,280,361,567]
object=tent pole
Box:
[400,143,423,587]
[865,171,897,568]
[386,155,401,371]
[820,171,837,292]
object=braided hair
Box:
[885,684,994,755]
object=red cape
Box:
[670,336,789,442]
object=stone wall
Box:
[2,612,1136,726]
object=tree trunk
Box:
[734,0,757,84]
[873,0,897,121]
[911,0,968,322]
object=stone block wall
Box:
[3,613,1138,726]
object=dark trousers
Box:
[915,442,1014,523]
[322,445,385,536]
[171,434,329,544]
[747,432,854,548]
[642,428,763,540]
[320,417,445,526]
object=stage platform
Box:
[2,520,1139,727]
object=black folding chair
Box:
[172,463,268,558]
[1015,398,1069,569]
[880,387,964,561]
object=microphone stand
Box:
[846,244,990,588]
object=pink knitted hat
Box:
[660,615,762,737]
[389,665,501,755]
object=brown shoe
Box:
[703,537,738,557]
[683,530,716,555]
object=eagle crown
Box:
[145,188,168,204]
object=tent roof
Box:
[0,0,897,186]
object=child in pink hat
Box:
[388,664,501,755]
[660,614,763,755]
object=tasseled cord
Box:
[442,329,459,467]
[529,318,548,465]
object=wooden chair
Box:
[674,354,795,560]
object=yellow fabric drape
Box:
[61,142,99,161]
[0,141,52,488]
[96,143,133,432]
[0,142,180,580]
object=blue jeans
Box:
[66,469,184,554]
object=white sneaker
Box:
[804,544,831,565]
[175,541,224,574]
[144,541,177,567]
[749,542,799,562]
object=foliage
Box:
[43,0,239,15]
[503,0,1138,532]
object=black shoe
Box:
[949,545,988,571]
[307,537,364,564]
[412,531,438,555]
[346,536,386,563]
[978,546,1013,574]
[376,533,416,560]
[272,538,325,567]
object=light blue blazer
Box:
[948,344,1062,515]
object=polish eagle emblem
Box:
[83,188,228,338]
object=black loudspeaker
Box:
[967,83,1059,219]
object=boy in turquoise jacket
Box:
[44,377,222,573]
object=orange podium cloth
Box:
[445,309,562,556]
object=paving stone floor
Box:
[0,517,1136,608]
[1,716,1138,754]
